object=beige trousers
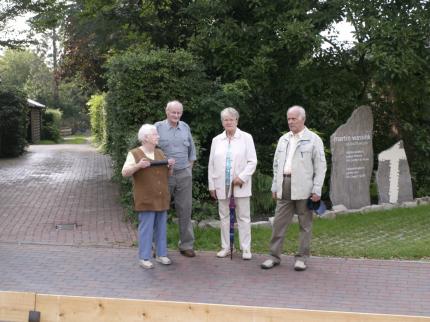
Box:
[218,196,251,252]
[269,176,313,263]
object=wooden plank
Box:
[35,293,430,322]
[0,291,35,322]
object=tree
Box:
[0,85,28,157]
[0,0,56,49]
[186,0,343,171]
[56,0,196,90]
[0,49,54,106]
[342,0,430,195]
[58,77,91,132]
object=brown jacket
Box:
[130,147,170,212]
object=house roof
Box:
[27,98,45,108]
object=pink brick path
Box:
[0,143,429,317]
[0,144,136,246]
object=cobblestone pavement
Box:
[0,243,429,317]
[0,144,429,317]
[0,144,137,246]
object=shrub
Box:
[87,93,107,147]
[41,108,62,142]
[105,47,216,175]
[0,86,28,157]
[251,170,276,219]
[105,48,240,222]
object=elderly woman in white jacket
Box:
[208,107,257,260]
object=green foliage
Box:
[105,47,214,174]
[24,58,55,107]
[342,0,430,196]
[41,108,62,142]
[87,93,107,147]
[0,0,55,48]
[32,0,430,198]
[104,47,245,222]
[58,77,91,133]
[0,49,54,108]
[251,170,275,217]
[0,49,90,136]
[0,86,28,157]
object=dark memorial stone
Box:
[376,140,413,204]
[330,106,373,209]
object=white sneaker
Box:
[139,260,154,269]
[216,248,231,258]
[242,250,252,260]
[156,256,172,265]
[294,260,307,271]
[261,259,280,269]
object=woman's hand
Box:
[209,190,217,200]
[138,158,151,169]
[232,176,244,187]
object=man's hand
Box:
[168,158,176,168]
[310,193,321,202]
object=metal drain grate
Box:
[55,223,77,230]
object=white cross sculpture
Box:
[378,142,407,203]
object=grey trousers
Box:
[169,167,194,250]
[269,176,313,263]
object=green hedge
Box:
[87,93,107,147]
[0,86,28,157]
[105,47,217,174]
[105,48,225,221]
[41,108,62,142]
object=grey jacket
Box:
[271,127,327,200]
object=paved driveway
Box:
[0,144,136,246]
[0,143,429,318]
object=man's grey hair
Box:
[220,107,239,121]
[287,105,306,121]
[165,100,183,112]
[138,124,156,143]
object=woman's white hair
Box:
[287,105,306,121]
[137,124,156,143]
[220,107,239,121]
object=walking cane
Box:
[229,186,236,260]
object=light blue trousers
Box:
[138,211,168,260]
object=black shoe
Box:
[180,249,196,257]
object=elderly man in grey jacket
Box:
[261,105,326,271]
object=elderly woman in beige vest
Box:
[122,124,175,269]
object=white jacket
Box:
[272,127,327,200]
[208,128,257,200]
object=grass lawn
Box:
[167,204,430,260]
[62,135,88,144]
[37,135,88,145]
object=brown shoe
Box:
[180,249,196,257]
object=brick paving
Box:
[0,143,429,317]
[0,144,136,246]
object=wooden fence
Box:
[1,291,429,322]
